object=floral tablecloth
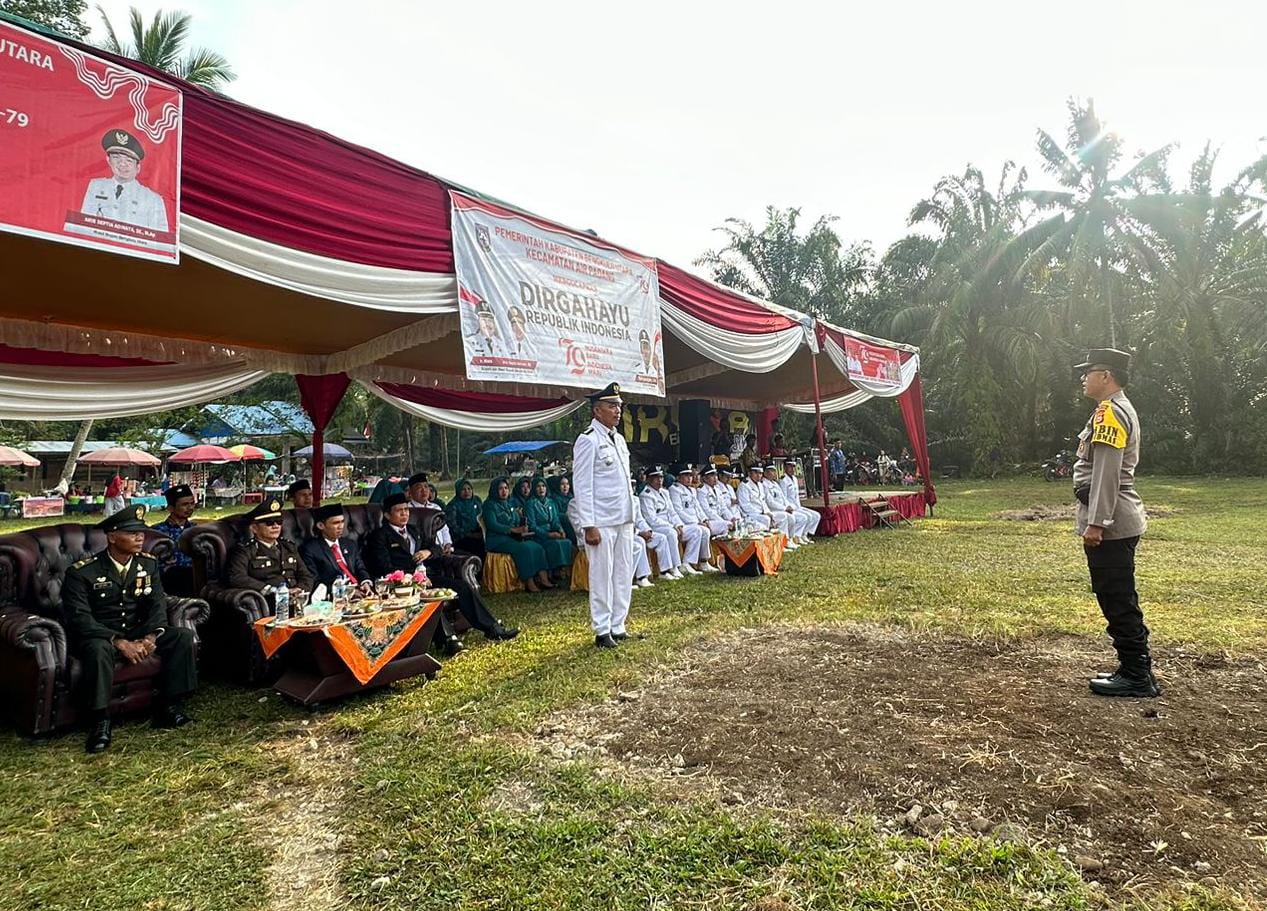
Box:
[713,532,786,575]
[253,600,441,685]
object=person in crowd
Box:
[668,465,719,572]
[696,465,738,536]
[64,505,197,753]
[739,434,759,475]
[572,383,637,648]
[368,476,404,505]
[628,479,664,588]
[226,498,314,598]
[547,475,576,544]
[769,433,789,459]
[104,472,126,517]
[829,441,847,491]
[760,463,799,548]
[151,484,197,595]
[717,466,741,517]
[737,463,774,530]
[780,460,820,544]
[365,493,517,648]
[639,466,707,576]
[511,476,533,513]
[405,472,454,552]
[525,476,575,582]
[444,478,486,557]
[300,503,373,592]
[287,479,314,509]
[484,476,554,592]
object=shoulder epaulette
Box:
[582,428,594,435]
[139,551,156,560]
[71,556,94,569]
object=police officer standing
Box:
[62,505,197,753]
[572,383,635,648]
[1071,348,1159,698]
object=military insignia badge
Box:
[115,130,129,146]
[271,499,281,511]
[476,223,492,254]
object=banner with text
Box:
[0,21,182,262]
[451,191,665,396]
[843,335,902,388]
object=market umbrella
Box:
[168,444,241,464]
[294,442,353,460]
[78,446,162,467]
[0,445,39,467]
[228,444,276,460]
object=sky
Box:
[89,0,1267,271]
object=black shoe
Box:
[487,624,520,641]
[152,704,194,729]
[440,635,465,656]
[1094,665,1123,680]
[1089,657,1161,698]
[85,718,112,753]
[595,634,619,649]
[611,632,645,642]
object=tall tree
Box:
[0,0,89,37]
[96,5,235,90]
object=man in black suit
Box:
[365,494,518,651]
[301,503,373,592]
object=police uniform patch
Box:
[1091,401,1127,449]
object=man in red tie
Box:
[300,504,373,592]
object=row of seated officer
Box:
[223,495,519,657]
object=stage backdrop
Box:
[450,190,664,396]
[0,19,181,262]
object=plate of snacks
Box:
[416,588,457,602]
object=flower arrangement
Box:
[381,569,428,598]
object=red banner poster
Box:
[0,20,182,262]
[843,335,902,387]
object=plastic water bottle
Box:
[273,584,290,624]
[332,577,347,610]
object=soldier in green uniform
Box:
[62,505,197,753]
[226,498,314,597]
[1071,348,1159,698]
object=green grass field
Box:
[1,477,1263,911]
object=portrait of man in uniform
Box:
[507,305,532,358]
[80,129,169,231]
[463,292,508,359]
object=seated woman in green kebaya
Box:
[525,476,574,582]
[483,476,553,592]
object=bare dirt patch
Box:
[533,625,1267,900]
[994,504,1177,521]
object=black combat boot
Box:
[1089,654,1161,698]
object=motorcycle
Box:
[1041,450,1075,482]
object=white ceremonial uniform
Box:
[737,478,773,530]
[721,479,741,518]
[573,418,635,637]
[640,484,709,565]
[634,497,678,575]
[80,178,168,231]
[409,500,453,548]
[465,330,509,359]
[694,482,734,537]
[761,478,795,539]
[781,474,820,539]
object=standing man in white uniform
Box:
[761,463,799,548]
[639,467,705,576]
[738,464,774,530]
[780,460,820,544]
[572,383,635,648]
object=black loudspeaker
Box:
[676,399,712,467]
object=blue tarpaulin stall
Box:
[481,441,565,455]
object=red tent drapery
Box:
[296,372,351,504]
[896,372,936,507]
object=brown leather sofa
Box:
[0,523,209,736]
[180,504,477,685]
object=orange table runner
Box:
[714,532,786,574]
[253,600,441,685]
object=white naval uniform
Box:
[720,480,741,518]
[737,478,773,530]
[694,482,734,536]
[409,500,453,549]
[761,478,795,539]
[572,418,635,636]
[465,330,509,359]
[80,178,168,231]
[780,474,821,538]
[634,498,677,575]
[640,484,709,564]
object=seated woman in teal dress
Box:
[511,476,533,513]
[444,477,484,557]
[547,474,576,544]
[525,476,574,580]
[484,476,553,592]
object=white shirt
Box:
[409,499,453,548]
[80,177,169,231]
[738,479,771,518]
[780,474,804,509]
[668,483,702,524]
[639,484,682,529]
[696,482,732,523]
[763,478,793,513]
[571,417,634,528]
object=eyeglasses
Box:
[261,519,282,527]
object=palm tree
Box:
[695,206,871,321]
[1011,98,1171,346]
[96,5,235,91]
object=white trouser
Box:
[632,536,652,580]
[679,524,710,564]
[784,508,810,539]
[767,510,792,537]
[587,522,635,636]
[640,528,677,573]
[796,507,821,536]
[740,512,771,531]
[704,518,730,537]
